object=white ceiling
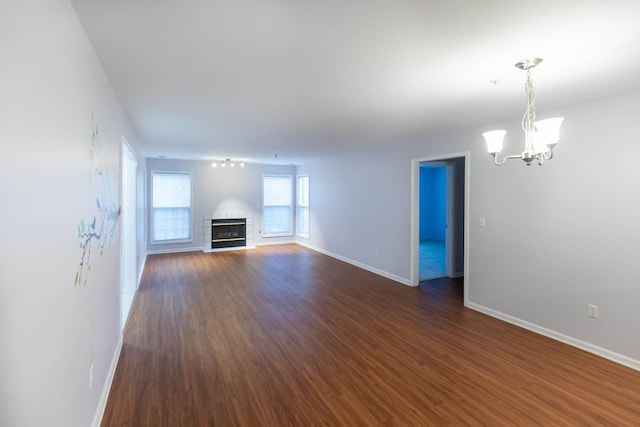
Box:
[71,0,640,164]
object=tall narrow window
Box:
[297,174,309,239]
[263,175,292,237]
[151,171,192,243]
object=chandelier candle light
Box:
[483,58,564,166]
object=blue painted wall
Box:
[419,166,446,241]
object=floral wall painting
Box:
[75,116,121,286]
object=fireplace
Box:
[211,218,246,249]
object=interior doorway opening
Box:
[411,152,470,305]
[419,165,447,280]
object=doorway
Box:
[419,165,447,280]
[411,152,469,304]
[120,138,137,331]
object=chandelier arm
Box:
[543,148,554,160]
[492,154,507,166]
[493,153,522,166]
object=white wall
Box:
[297,90,640,367]
[146,158,296,253]
[296,146,412,282]
[0,1,143,426]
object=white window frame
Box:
[150,170,193,244]
[296,174,309,239]
[262,174,293,238]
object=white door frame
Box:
[445,164,454,277]
[410,151,470,305]
[120,137,137,331]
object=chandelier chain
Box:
[522,69,537,154]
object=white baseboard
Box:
[91,334,123,427]
[450,271,464,278]
[203,245,256,253]
[149,240,297,256]
[146,246,202,255]
[254,240,296,247]
[466,302,640,372]
[202,239,296,253]
[296,242,413,287]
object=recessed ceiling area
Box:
[70,0,640,164]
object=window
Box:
[297,174,309,239]
[151,172,192,243]
[263,175,292,237]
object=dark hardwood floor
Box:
[102,244,640,426]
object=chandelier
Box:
[211,158,245,168]
[483,58,564,166]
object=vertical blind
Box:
[263,175,292,236]
[297,175,309,238]
[152,172,191,242]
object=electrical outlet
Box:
[89,363,94,389]
[479,217,486,227]
[588,304,599,319]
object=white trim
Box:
[91,335,123,427]
[151,240,296,255]
[260,232,293,238]
[410,160,419,285]
[466,302,640,372]
[450,271,464,279]
[445,165,454,277]
[297,242,413,287]
[120,139,138,333]
[296,174,310,239]
[148,237,193,245]
[203,246,257,253]
[146,246,202,255]
[150,240,297,255]
[463,154,470,306]
[255,240,296,247]
[120,135,137,159]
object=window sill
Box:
[262,233,293,238]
